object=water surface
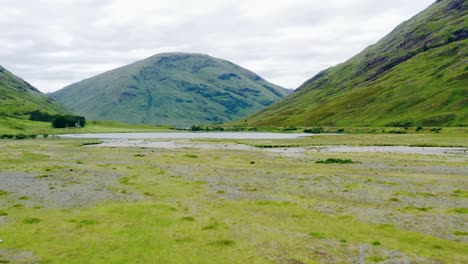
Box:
[60,132,310,140]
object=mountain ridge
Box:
[242,0,467,127]
[52,53,290,126]
[0,65,69,117]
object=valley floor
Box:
[0,135,467,263]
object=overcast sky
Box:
[1,0,435,92]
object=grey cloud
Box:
[0,0,434,92]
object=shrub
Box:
[385,121,413,128]
[0,134,14,139]
[316,158,355,164]
[14,133,27,140]
[387,130,407,134]
[282,126,297,131]
[304,127,323,134]
[208,239,235,246]
[23,218,41,224]
[190,125,203,131]
[309,231,326,239]
[81,141,102,146]
[416,126,423,132]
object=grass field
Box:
[0,133,466,263]
[0,116,175,135]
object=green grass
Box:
[0,116,175,134]
[0,138,466,263]
[235,128,468,147]
[0,66,69,118]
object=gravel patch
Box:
[95,139,468,157]
[0,171,143,209]
[0,249,40,264]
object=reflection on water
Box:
[59,132,310,140]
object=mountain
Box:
[51,53,289,126]
[243,0,467,127]
[0,65,68,117]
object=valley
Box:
[0,131,467,263]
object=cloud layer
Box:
[0,0,434,92]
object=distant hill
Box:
[51,53,289,127]
[243,0,467,127]
[0,65,69,117]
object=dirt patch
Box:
[0,249,40,264]
[0,171,143,209]
[95,139,468,157]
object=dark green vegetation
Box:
[316,158,355,164]
[0,116,174,135]
[0,65,69,118]
[243,0,468,127]
[0,136,466,263]
[51,53,290,127]
[30,110,86,128]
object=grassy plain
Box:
[0,132,467,263]
[0,116,174,135]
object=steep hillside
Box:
[52,53,289,126]
[0,65,68,117]
[244,0,467,127]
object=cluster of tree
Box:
[189,125,225,131]
[29,110,86,128]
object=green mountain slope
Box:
[52,53,289,126]
[0,65,68,117]
[244,0,468,127]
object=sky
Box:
[0,0,435,93]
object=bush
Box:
[52,115,86,128]
[14,133,27,140]
[316,158,355,164]
[387,130,407,134]
[190,125,203,131]
[304,127,323,134]
[0,134,14,139]
[385,121,413,128]
[282,126,297,131]
[416,126,423,132]
[23,218,41,224]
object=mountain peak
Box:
[52,53,289,126]
[0,66,69,117]
[244,0,468,127]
